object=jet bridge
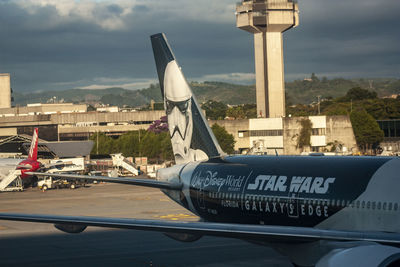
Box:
[0,169,23,192]
[111,154,139,176]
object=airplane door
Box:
[287,192,299,218]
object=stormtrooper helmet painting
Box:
[164,61,207,164]
[151,33,224,165]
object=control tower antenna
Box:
[236,0,299,118]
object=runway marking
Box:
[155,213,198,221]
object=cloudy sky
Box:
[0,0,399,92]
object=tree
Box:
[350,109,384,153]
[211,124,235,154]
[297,118,312,151]
[226,105,246,119]
[340,87,377,102]
[90,132,117,155]
[148,116,168,133]
[201,100,227,120]
[90,128,173,162]
[311,73,319,82]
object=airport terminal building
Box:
[0,101,358,155]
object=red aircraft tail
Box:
[28,128,38,161]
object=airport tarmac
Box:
[0,183,293,267]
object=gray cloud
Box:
[0,0,398,93]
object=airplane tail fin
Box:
[150,33,225,164]
[28,128,38,161]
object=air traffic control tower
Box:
[236,0,299,118]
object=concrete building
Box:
[212,116,358,155]
[0,100,357,155]
[0,74,11,109]
[236,0,299,118]
[377,119,400,155]
[0,108,165,141]
[0,103,87,117]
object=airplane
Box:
[0,128,41,187]
[1,33,400,266]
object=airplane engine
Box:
[163,232,202,242]
[316,244,400,267]
[54,224,87,234]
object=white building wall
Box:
[249,118,283,130]
[0,74,11,109]
[310,116,327,147]
[249,118,283,151]
[311,135,326,147]
[309,116,326,128]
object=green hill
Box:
[12,76,400,107]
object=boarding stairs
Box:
[111,153,139,176]
[0,169,23,192]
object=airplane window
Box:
[372,202,376,210]
[367,201,370,209]
[342,200,346,207]
[362,201,365,209]
[394,203,398,211]
[389,202,393,211]
[383,202,387,210]
[337,199,341,206]
[356,201,360,209]
[377,202,381,210]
